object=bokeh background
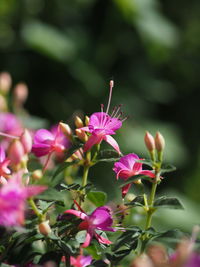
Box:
[0,0,200,231]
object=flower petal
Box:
[82,231,92,248]
[103,135,121,154]
[64,209,87,220]
[139,170,155,178]
[121,183,132,198]
[83,134,103,152]
[32,143,51,157]
[94,232,112,245]
[0,146,5,162]
[34,129,54,144]
[26,185,47,198]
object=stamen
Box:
[121,116,129,122]
[112,104,122,118]
[110,106,117,118]
[105,80,114,114]
[100,104,104,127]
[0,131,19,139]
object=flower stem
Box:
[28,198,44,222]
[82,165,89,188]
[145,181,157,230]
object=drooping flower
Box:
[0,146,11,184]
[70,255,92,267]
[64,204,115,247]
[81,81,125,154]
[0,172,47,226]
[113,153,155,197]
[32,125,70,157]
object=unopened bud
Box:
[8,139,25,165]
[32,169,43,180]
[0,95,8,111]
[75,129,88,142]
[75,116,84,128]
[59,122,72,138]
[0,72,12,94]
[85,115,90,126]
[155,132,165,152]
[144,131,155,152]
[13,83,28,105]
[20,129,32,154]
[38,220,51,236]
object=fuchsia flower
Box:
[0,146,11,184]
[0,172,47,226]
[64,203,115,248]
[32,125,70,157]
[0,112,23,137]
[113,153,155,197]
[81,81,125,154]
[70,255,92,267]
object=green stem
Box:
[82,165,89,188]
[28,198,44,221]
[145,181,157,230]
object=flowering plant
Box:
[0,73,199,267]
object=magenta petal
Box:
[89,112,104,128]
[34,129,54,143]
[103,135,121,154]
[90,206,114,231]
[64,209,88,220]
[122,183,132,198]
[80,126,90,132]
[83,134,103,152]
[0,146,5,162]
[116,169,132,179]
[104,117,122,132]
[80,255,93,267]
[82,231,92,248]
[139,170,155,178]
[94,232,112,245]
[32,143,51,157]
[119,153,139,170]
[26,185,47,198]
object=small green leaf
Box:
[38,200,55,213]
[75,230,87,244]
[125,195,144,207]
[96,149,120,162]
[53,161,78,179]
[87,191,107,207]
[36,188,65,202]
[154,196,184,210]
[160,163,176,174]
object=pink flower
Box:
[70,255,92,267]
[64,203,115,247]
[0,112,23,137]
[0,173,47,226]
[0,146,11,184]
[32,125,70,157]
[113,153,155,197]
[81,81,125,154]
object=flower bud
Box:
[85,115,90,126]
[32,169,43,180]
[0,72,12,94]
[75,116,84,128]
[155,132,165,152]
[20,129,32,154]
[13,83,28,106]
[38,220,51,236]
[8,139,25,165]
[75,129,88,142]
[144,131,155,152]
[59,122,72,138]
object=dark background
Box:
[1,0,200,227]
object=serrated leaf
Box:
[87,191,107,207]
[154,196,184,210]
[38,200,55,212]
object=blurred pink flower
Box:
[113,153,155,197]
[0,112,23,137]
[0,146,11,184]
[32,125,70,157]
[0,172,47,226]
[70,255,92,267]
[64,204,115,247]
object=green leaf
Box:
[125,195,144,207]
[60,183,81,191]
[75,230,87,244]
[154,196,184,210]
[36,188,65,202]
[160,163,176,174]
[38,200,55,213]
[53,161,78,179]
[96,149,120,162]
[87,191,107,207]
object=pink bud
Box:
[38,220,51,235]
[8,139,25,165]
[20,129,32,154]
[144,131,155,151]
[0,72,12,94]
[13,83,28,105]
[75,116,84,128]
[59,122,72,137]
[155,132,165,152]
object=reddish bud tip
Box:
[20,129,32,154]
[155,132,165,152]
[144,131,155,151]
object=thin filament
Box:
[106,80,114,114]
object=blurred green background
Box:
[1,0,200,229]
